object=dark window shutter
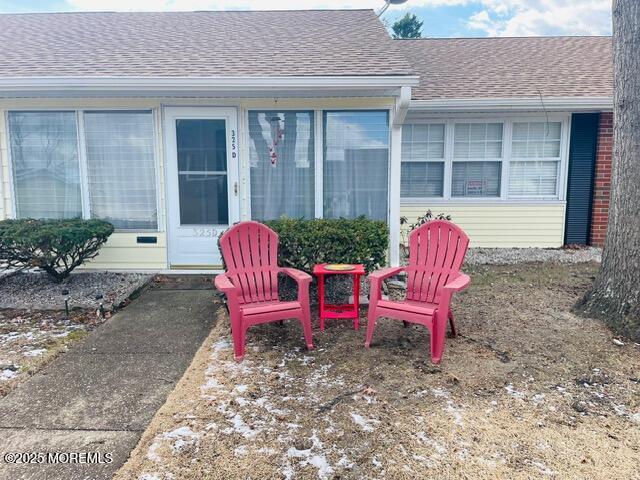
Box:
[565,113,599,245]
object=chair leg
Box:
[365,309,377,348]
[430,312,448,364]
[448,310,457,337]
[231,318,246,362]
[300,308,314,351]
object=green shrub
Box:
[263,217,388,273]
[218,217,389,274]
[0,218,114,283]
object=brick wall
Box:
[590,112,613,247]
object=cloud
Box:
[64,0,470,12]
[465,0,612,36]
[62,0,612,36]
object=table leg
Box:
[318,274,325,332]
[353,273,360,330]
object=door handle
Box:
[234,182,238,196]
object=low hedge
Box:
[0,218,114,283]
[262,217,389,273]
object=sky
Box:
[0,0,613,37]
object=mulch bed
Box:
[115,262,640,480]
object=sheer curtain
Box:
[323,111,389,220]
[8,111,82,219]
[249,111,314,220]
[83,111,157,229]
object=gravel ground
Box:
[0,272,152,311]
[464,246,602,265]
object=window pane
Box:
[176,119,228,225]
[178,174,228,224]
[511,122,562,158]
[453,123,503,159]
[401,123,445,161]
[509,161,559,196]
[324,111,389,220]
[8,112,81,219]
[401,162,444,197]
[452,161,501,197]
[84,112,157,230]
[248,111,314,220]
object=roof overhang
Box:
[410,96,613,113]
[0,75,419,98]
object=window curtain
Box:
[249,111,314,220]
[83,111,157,230]
[8,111,82,219]
[323,111,389,221]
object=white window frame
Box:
[400,122,446,198]
[5,108,162,232]
[400,113,571,203]
[244,107,393,221]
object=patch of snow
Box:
[212,338,232,352]
[138,474,161,480]
[431,387,450,398]
[234,445,248,456]
[505,384,526,399]
[372,456,383,468]
[235,384,248,393]
[527,460,556,476]
[229,414,261,439]
[23,348,47,357]
[350,412,380,432]
[147,426,200,462]
[0,369,18,381]
[337,456,354,469]
[417,432,447,455]
[255,396,289,416]
[532,393,546,405]
[286,432,334,480]
[444,400,464,426]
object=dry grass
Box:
[116,263,640,480]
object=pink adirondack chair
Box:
[215,221,314,361]
[365,220,470,364]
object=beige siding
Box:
[401,203,566,248]
[82,232,168,270]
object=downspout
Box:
[389,86,411,266]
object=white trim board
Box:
[410,96,613,113]
[0,76,419,98]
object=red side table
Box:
[312,263,365,332]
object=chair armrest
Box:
[214,274,239,295]
[368,267,406,304]
[443,273,471,293]
[280,268,311,304]
[280,267,312,285]
[437,273,470,318]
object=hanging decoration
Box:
[268,115,284,166]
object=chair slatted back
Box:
[405,220,469,304]
[219,221,280,304]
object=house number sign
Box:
[193,227,219,238]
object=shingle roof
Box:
[400,36,613,100]
[0,10,412,78]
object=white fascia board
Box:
[410,96,613,112]
[0,75,419,95]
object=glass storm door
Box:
[165,107,239,267]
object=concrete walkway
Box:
[0,279,217,480]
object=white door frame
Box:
[163,106,240,267]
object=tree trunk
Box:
[576,0,640,340]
